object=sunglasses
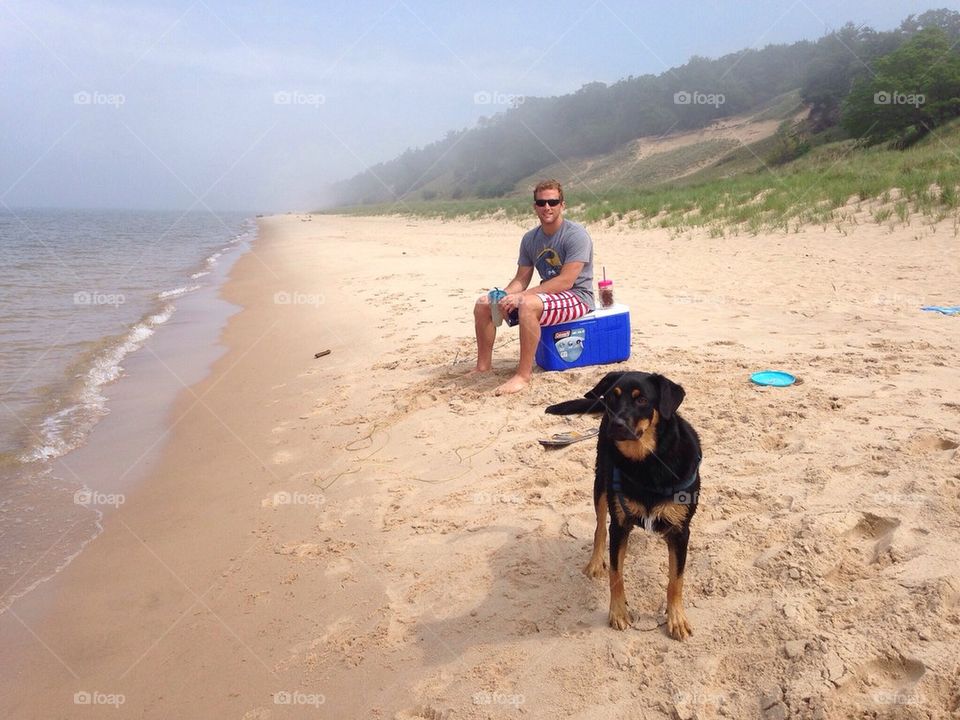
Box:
[535,198,562,207]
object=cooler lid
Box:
[593,303,629,316]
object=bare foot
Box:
[464,366,491,377]
[494,375,529,395]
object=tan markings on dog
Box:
[631,389,640,399]
[615,409,659,461]
[612,497,686,530]
[608,536,631,630]
[612,387,622,397]
[666,543,692,640]
[652,501,689,528]
[584,492,609,578]
[611,493,647,525]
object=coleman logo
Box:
[555,328,585,362]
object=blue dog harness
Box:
[611,456,701,529]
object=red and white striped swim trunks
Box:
[537,290,590,327]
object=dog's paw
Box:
[583,557,607,579]
[666,607,692,640]
[608,603,632,630]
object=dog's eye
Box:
[635,396,648,405]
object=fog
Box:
[0,0,943,213]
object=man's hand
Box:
[499,292,523,316]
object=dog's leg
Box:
[608,524,632,630]
[666,530,692,640]
[583,491,608,578]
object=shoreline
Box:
[2,213,958,718]
[0,220,253,617]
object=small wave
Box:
[202,227,254,268]
[190,271,210,279]
[19,304,175,463]
[158,285,201,300]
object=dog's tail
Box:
[545,398,605,415]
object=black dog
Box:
[546,371,701,640]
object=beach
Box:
[2,211,959,719]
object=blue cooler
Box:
[536,304,631,371]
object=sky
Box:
[0,0,951,212]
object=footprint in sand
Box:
[324,557,352,577]
[845,512,901,565]
[820,512,903,584]
[905,432,959,454]
[852,653,926,707]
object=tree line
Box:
[330,9,960,207]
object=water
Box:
[0,208,254,612]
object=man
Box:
[472,179,594,395]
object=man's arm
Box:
[504,265,534,294]
[499,266,535,314]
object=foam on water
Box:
[18,303,176,464]
[158,285,201,300]
[0,209,257,613]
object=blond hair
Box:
[533,179,563,202]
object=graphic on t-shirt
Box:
[535,247,562,280]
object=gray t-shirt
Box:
[518,219,595,311]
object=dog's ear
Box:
[545,398,604,415]
[584,372,627,399]
[654,374,685,420]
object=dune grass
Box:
[324,118,960,232]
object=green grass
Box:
[322,117,960,231]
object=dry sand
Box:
[1,212,959,719]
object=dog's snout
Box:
[609,416,637,439]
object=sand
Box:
[1,211,959,719]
